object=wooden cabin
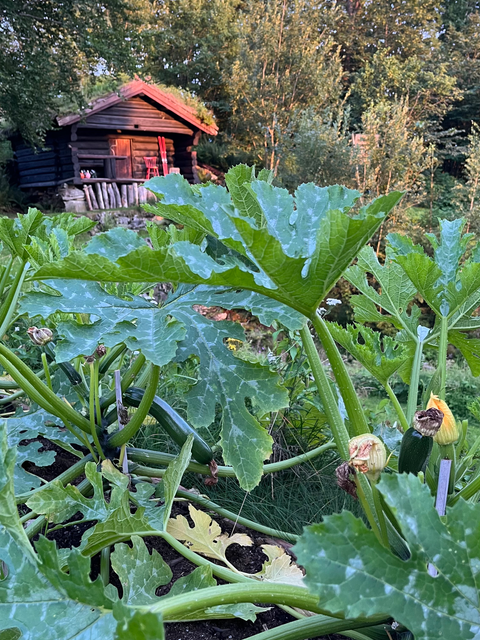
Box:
[10,81,218,193]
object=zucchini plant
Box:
[2,167,480,639]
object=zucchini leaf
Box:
[35,168,402,317]
[294,473,480,639]
[20,281,291,490]
[327,323,407,386]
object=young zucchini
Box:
[123,386,214,465]
[398,408,443,475]
[398,427,433,475]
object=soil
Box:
[24,449,345,640]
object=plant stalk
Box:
[108,364,160,447]
[299,324,349,459]
[0,351,92,435]
[128,440,336,478]
[41,353,53,391]
[311,312,370,437]
[98,343,127,375]
[438,315,448,400]
[100,353,146,410]
[150,581,329,619]
[89,361,106,459]
[406,337,423,425]
[100,546,110,586]
[384,382,409,433]
[0,260,28,337]
[0,256,13,300]
[247,615,389,640]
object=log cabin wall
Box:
[12,128,75,188]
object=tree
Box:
[0,0,148,145]
[143,0,240,120]
[227,0,344,171]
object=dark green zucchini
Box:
[398,427,433,475]
[123,387,214,465]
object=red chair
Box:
[144,157,160,180]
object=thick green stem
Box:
[371,481,389,548]
[248,616,389,640]
[175,488,298,542]
[438,315,448,400]
[0,261,28,336]
[384,382,409,433]
[0,388,25,404]
[0,257,13,300]
[299,324,349,459]
[108,364,160,447]
[311,313,370,437]
[448,463,480,505]
[100,547,110,586]
[355,474,383,547]
[0,345,92,434]
[128,440,336,478]
[406,338,423,424]
[98,343,127,376]
[100,353,146,410]
[150,581,329,619]
[41,353,53,391]
[89,362,106,459]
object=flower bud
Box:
[413,407,444,437]
[426,393,459,445]
[27,326,53,346]
[348,434,386,481]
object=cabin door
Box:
[109,139,132,179]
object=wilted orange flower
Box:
[349,434,386,481]
[426,393,459,445]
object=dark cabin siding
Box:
[13,128,74,187]
[78,96,194,135]
[74,131,175,180]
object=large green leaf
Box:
[294,473,480,639]
[21,281,290,490]
[448,330,480,376]
[35,169,402,317]
[0,208,43,259]
[327,323,407,386]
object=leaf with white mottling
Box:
[294,473,480,640]
[111,536,171,606]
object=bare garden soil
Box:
[22,440,346,640]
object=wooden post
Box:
[94,183,105,210]
[120,184,128,208]
[107,184,115,209]
[101,182,109,209]
[138,186,147,204]
[83,185,93,211]
[112,183,122,208]
[133,182,139,206]
[127,184,135,206]
[88,185,99,210]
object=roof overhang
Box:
[56,80,218,136]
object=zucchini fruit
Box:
[398,427,433,475]
[123,387,214,465]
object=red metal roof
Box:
[56,80,218,135]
